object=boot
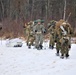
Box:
[65,54,69,58]
[32,43,34,46]
[39,45,43,49]
[35,46,40,50]
[27,42,28,46]
[69,45,71,48]
[60,54,64,59]
[36,46,40,50]
[56,53,59,56]
[49,45,52,49]
[28,44,31,49]
[51,45,54,49]
[56,50,59,56]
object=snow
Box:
[0,38,76,75]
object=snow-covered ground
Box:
[0,39,76,75]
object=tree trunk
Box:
[31,0,34,20]
[63,0,66,20]
[0,0,4,20]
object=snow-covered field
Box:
[0,39,76,75]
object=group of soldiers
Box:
[48,19,73,59]
[24,19,46,50]
[0,18,73,59]
[24,19,73,59]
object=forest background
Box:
[0,0,76,38]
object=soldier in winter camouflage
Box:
[59,22,73,59]
[55,19,73,58]
[25,21,35,48]
[55,19,65,56]
[48,20,56,49]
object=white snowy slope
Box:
[0,39,76,75]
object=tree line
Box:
[0,0,76,38]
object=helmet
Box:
[36,19,41,22]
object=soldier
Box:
[55,19,65,56]
[23,23,27,40]
[48,20,56,49]
[55,19,73,58]
[25,21,30,46]
[62,22,73,48]
[59,22,73,59]
[26,21,35,48]
[34,19,46,50]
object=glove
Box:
[35,30,37,32]
[43,29,46,33]
[69,45,71,48]
[44,31,46,33]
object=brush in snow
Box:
[6,38,23,47]
[14,44,22,47]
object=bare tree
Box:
[0,0,4,20]
[63,0,66,20]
